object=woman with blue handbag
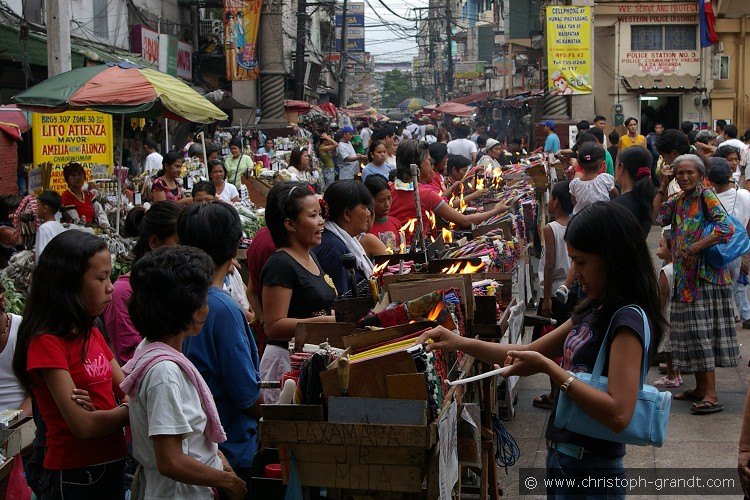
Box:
[417,202,667,498]
[654,154,739,415]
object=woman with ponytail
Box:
[614,146,656,237]
[260,182,336,403]
[104,201,182,364]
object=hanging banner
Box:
[31,111,114,194]
[546,6,592,95]
[224,0,263,81]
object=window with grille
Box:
[631,25,696,51]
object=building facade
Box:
[593,0,750,134]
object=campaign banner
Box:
[31,111,114,194]
[546,6,592,95]
[455,61,485,79]
[224,0,263,81]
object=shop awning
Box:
[0,24,151,69]
[622,74,705,92]
[448,92,494,106]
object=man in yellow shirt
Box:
[618,117,647,153]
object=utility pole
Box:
[46,0,71,76]
[337,0,349,106]
[294,0,308,100]
[445,0,453,98]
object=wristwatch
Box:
[560,375,576,394]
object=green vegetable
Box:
[0,276,24,315]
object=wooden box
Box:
[383,274,474,320]
[293,322,355,351]
[259,418,437,493]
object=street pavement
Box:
[496,226,749,499]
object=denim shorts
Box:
[546,447,625,499]
[40,459,125,500]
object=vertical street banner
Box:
[546,6,592,95]
[224,0,263,81]
[31,111,114,193]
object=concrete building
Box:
[593,0,750,134]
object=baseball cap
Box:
[341,126,355,134]
[538,120,555,128]
[577,142,605,164]
[485,138,502,151]
[708,157,732,184]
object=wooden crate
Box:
[259,419,437,493]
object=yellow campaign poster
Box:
[546,6,592,95]
[32,111,114,194]
[224,0,263,81]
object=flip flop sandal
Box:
[533,393,554,410]
[674,389,703,401]
[690,401,724,414]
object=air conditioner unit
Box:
[711,55,730,80]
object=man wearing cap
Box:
[708,157,750,328]
[541,120,560,154]
[336,126,368,180]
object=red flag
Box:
[699,0,719,48]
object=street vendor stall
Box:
[254,153,552,498]
[12,61,228,233]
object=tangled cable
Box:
[493,414,520,474]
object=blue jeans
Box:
[546,448,625,499]
[729,258,750,321]
[322,167,336,189]
[40,459,125,500]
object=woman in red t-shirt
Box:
[364,174,402,251]
[60,162,109,227]
[389,141,509,239]
[14,230,129,499]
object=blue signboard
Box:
[335,14,365,27]
[335,38,365,52]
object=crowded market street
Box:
[0,0,750,499]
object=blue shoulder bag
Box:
[701,191,750,268]
[554,305,671,447]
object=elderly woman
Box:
[714,143,742,185]
[654,153,739,415]
[60,162,109,226]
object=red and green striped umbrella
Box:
[12,62,227,123]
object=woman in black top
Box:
[418,203,666,497]
[259,182,336,403]
[613,146,655,238]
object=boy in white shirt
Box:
[35,191,67,264]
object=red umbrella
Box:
[0,105,29,133]
[434,102,476,116]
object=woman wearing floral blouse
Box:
[655,154,738,415]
